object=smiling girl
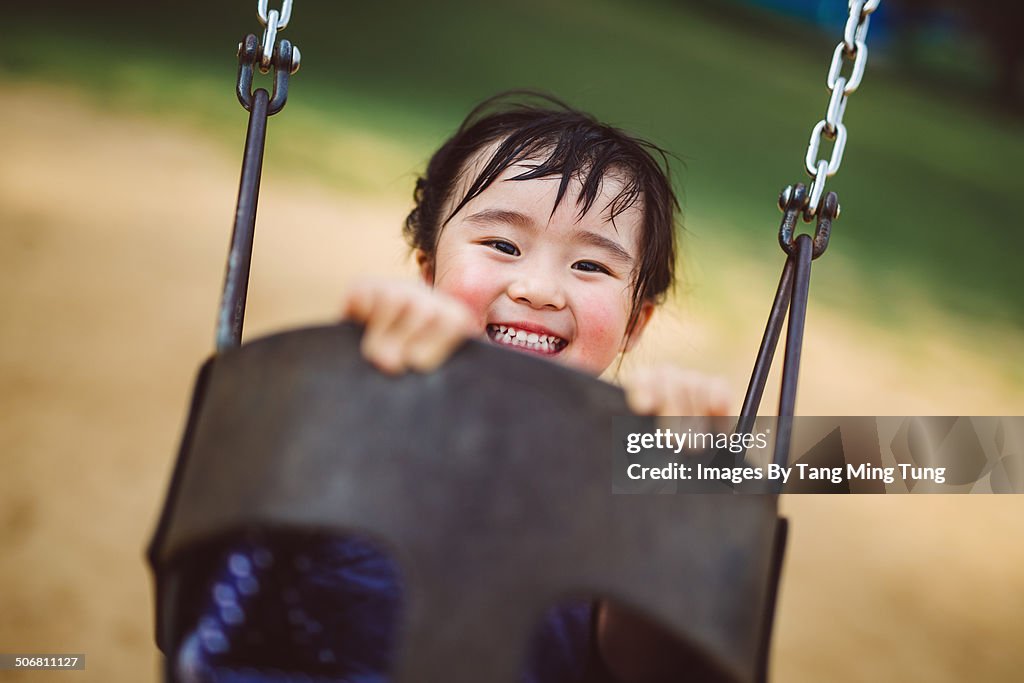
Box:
[344,93,729,419]
[339,92,732,681]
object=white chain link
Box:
[843,1,872,53]
[258,0,293,30]
[805,120,847,177]
[806,160,830,224]
[801,0,878,218]
[827,40,868,94]
[260,10,279,72]
[824,76,848,135]
[256,0,294,73]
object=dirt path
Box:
[1,82,1022,682]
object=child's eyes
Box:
[480,241,611,275]
[482,239,520,256]
[572,260,611,275]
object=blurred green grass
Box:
[5,0,1023,329]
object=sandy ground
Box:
[1,82,1022,682]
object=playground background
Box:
[1,1,1022,681]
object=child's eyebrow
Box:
[464,208,533,229]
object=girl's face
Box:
[420,160,653,377]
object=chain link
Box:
[824,75,848,135]
[805,120,847,177]
[255,1,296,73]
[827,40,868,94]
[843,1,871,53]
[260,9,280,72]
[799,0,879,219]
[258,0,293,30]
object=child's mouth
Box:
[486,324,567,355]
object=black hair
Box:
[404,91,680,341]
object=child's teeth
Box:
[488,325,563,352]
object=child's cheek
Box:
[433,257,498,329]
[571,288,631,372]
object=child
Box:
[340,93,731,681]
[178,92,730,683]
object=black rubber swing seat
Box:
[149,323,787,683]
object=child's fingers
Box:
[390,297,453,372]
[705,377,733,416]
[633,366,698,415]
[626,388,659,415]
[345,281,426,373]
[360,287,417,374]
[659,367,697,414]
[673,368,726,415]
[340,279,388,323]
[340,280,477,375]
[405,297,477,372]
[406,332,465,373]
[670,373,731,419]
[624,368,664,415]
[624,366,734,417]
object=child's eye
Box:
[482,239,520,256]
[573,260,611,275]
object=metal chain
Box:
[255,0,298,74]
[801,0,879,220]
[742,4,878,468]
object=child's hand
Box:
[621,364,732,417]
[340,279,477,375]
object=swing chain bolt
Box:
[778,184,837,258]
[778,185,794,212]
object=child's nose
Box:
[507,277,566,310]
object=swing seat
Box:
[149,324,787,683]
